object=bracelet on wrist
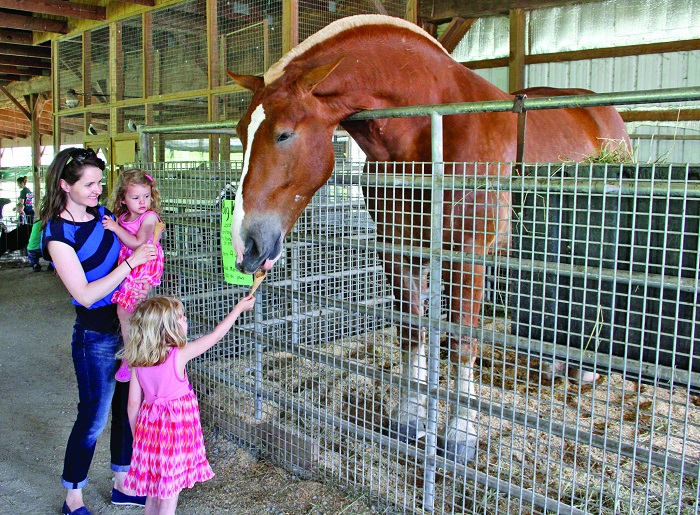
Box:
[125,259,133,271]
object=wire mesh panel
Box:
[150,0,208,95]
[59,113,85,144]
[148,98,209,127]
[57,35,82,112]
[297,0,410,42]
[148,156,700,514]
[217,0,282,82]
[118,16,144,101]
[86,26,110,106]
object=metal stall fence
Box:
[140,88,700,514]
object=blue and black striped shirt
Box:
[42,205,121,311]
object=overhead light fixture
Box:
[65,88,80,108]
[64,88,112,108]
[88,124,98,136]
[127,119,138,132]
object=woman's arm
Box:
[102,212,159,250]
[127,373,143,438]
[48,240,158,307]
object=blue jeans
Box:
[61,325,134,489]
[27,249,41,267]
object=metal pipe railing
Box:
[344,86,700,121]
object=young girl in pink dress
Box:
[121,294,255,514]
[103,169,165,381]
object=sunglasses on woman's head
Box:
[66,148,97,166]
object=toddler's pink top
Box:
[112,210,165,312]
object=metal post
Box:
[423,111,445,512]
[138,127,151,164]
[512,93,527,174]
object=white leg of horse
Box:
[442,354,479,463]
[542,360,599,383]
[389,341,428,442]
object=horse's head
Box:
[227,59,343,274]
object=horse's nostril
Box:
[244,237,257,258]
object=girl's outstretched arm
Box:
[127,372,143,438]
[176,295,256,374]
[102,212,159,250]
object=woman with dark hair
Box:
[40,147,158,515]
[16,175,34,224]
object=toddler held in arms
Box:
[103,169,165,382]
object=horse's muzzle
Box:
[235,220,283,275]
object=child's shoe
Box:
[115,359,131,382]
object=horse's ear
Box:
[295,57,344,95]
[227,71,264,92]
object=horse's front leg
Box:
[382,255,430,443]
[439,263,483,463]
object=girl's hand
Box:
[128,243,157,267]
[102,215,118,232]
[236,294,256,313]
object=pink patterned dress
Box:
[111,210,165,313]
[125,347,214,499]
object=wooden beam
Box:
[0,73,22,81]
[0,11,67,33]
[372,0,388,15]
[0,55,51,69]
[0,28,33,45]
[0,64,48,76]
[114,0,154,5]
[282,0,299,53]
[620,109,700,123]
[420,0,606,21]
[0,0,106,21]
[0,42,51,59]
[508,9,525,93]
[465,38,700,70]
[0,83,31,117]
[438,17,475,53]
[405,0,418,24]
[0,129,29,138]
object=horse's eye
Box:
[276,131,293,143]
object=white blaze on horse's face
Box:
[232,103,266,264]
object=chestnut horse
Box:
[228,14,629,462]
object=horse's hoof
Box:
[438,438,477,464]
[571,369,601,383]
[387,421,426,443]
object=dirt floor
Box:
[0,259,376,515]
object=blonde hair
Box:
[120,296,187,367]
[109,168,162,218]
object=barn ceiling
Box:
[0,0,634,143]
[0,0,149,141]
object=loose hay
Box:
[191,321,700,514]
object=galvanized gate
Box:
[139,89,700,514]
[141,158,699,515]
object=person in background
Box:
[16,175,34,224]
[121,294,255,515]
[102,169,165,383]
[26,220,43,271]
[40,147,158,515]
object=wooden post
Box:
[282,0,298,54]
[509,8,525,93]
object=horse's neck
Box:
[329,44,508,162]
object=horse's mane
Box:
[264,14,449,85]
